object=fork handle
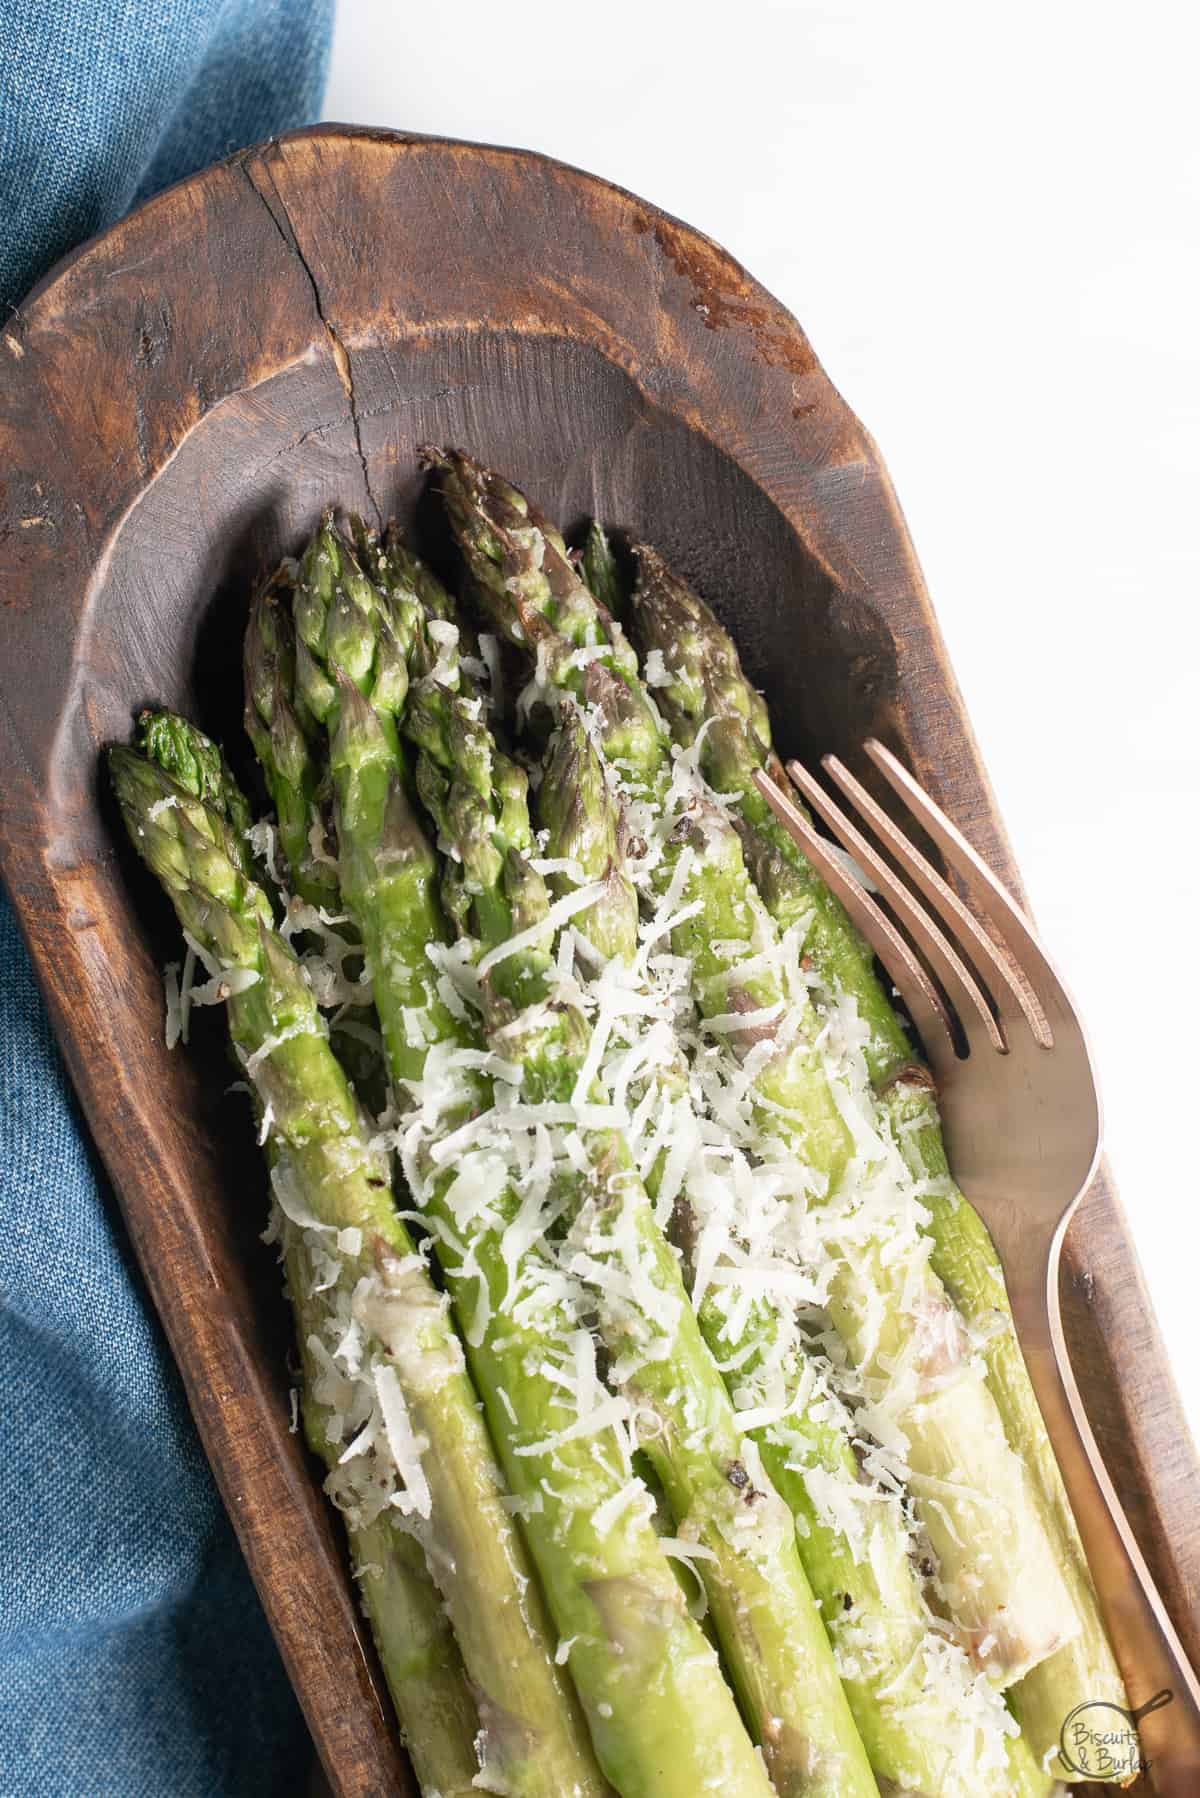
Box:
[1008,1240,1200,1793]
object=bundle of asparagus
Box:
[108,451,1125,1798]
[618,540,1128,1775]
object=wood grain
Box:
[0,126,1194,1797]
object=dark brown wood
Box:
[0,125,1194,1797]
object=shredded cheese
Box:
[476,882,606,976]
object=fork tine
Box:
[751,767,959,1073]
[863,739,1059,1045]
[782,759,1006,1054]
[822,752,1051,1047]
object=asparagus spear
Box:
[288,1244,482,1798]
[245,517,464,904]
[138,707,254,844]
[243,564,343,913]
[433,450,1080,1688]
[626,551,1127,1773]
[429,451,662,776]
[406,650,879,1798]
[294,573,773,1798]
[112,716,605,1798]
[432,452,642,677]
[581,522,628,619]
[372,522,459,627]
[351,1522,480,1798]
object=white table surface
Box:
[324,0,1200,1437]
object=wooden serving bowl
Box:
[0,126,1194,1797]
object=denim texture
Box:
[0,3,335,1791]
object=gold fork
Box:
[755,739,1200,1794]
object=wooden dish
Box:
[0,126,1195,1797]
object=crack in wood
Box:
[236,150,383,530]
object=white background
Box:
[325,1,1200,1435]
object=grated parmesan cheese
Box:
[476,882,606,976]
[163,961,182,1049]
[374,1364,432,1519]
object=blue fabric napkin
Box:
[0,5,335,1793]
